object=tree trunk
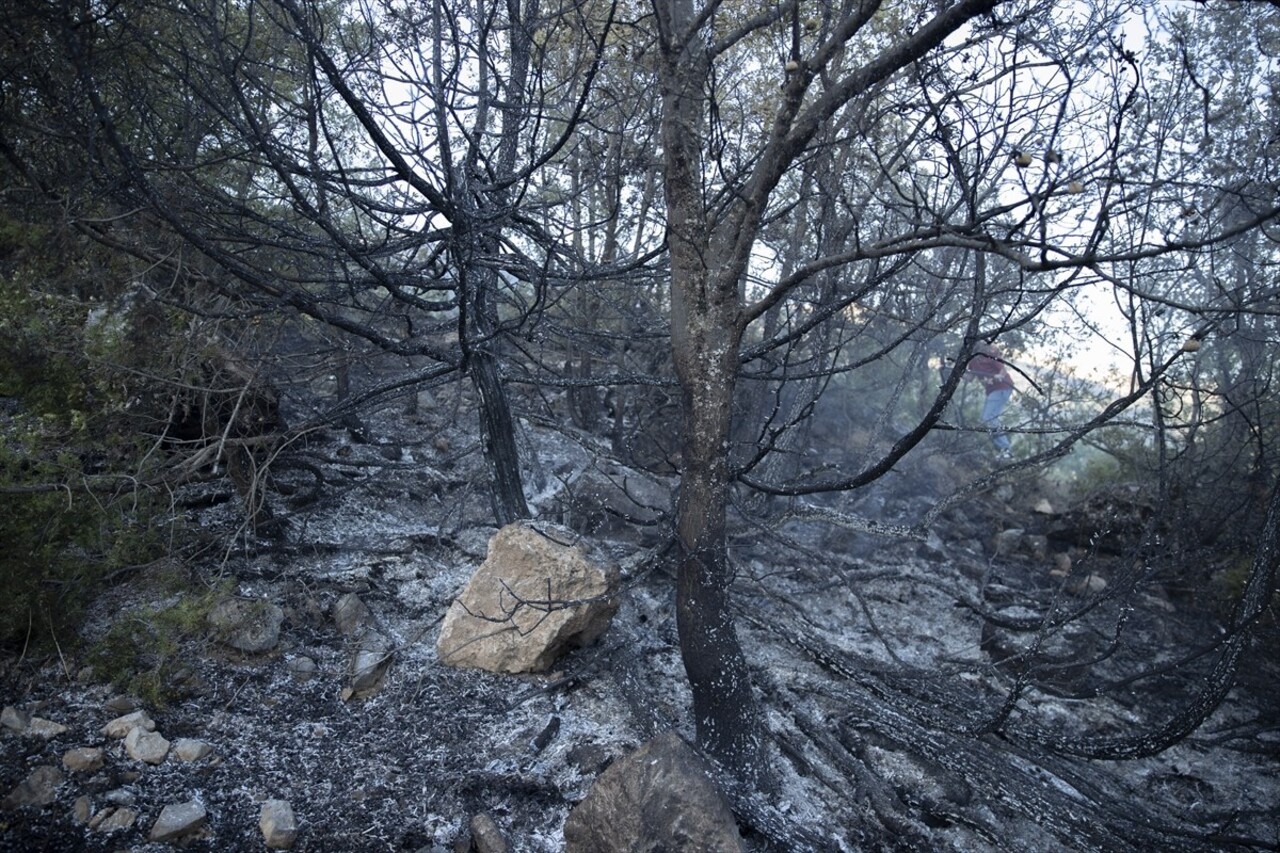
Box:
[656,0,769,787]
[671,308,771,787]
[470,345,529,526]
[463,241,530,527]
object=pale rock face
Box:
[563,732,745,853]
[63,747,107,774]
[148,800,207,843]
[124,727,171,765]
[436,523,620,674]
[102,710,155,738]
[260,799,299,849]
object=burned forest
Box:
[2,0,1278,850]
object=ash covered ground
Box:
[2,386,1278,852]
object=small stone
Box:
[332,593,373,637]
[564,732,744,853]
[102,710,155,738]
[1034,498,1055,514]
[26,717,69,739]
[173,738,212,762]
[149,800,207,843]
[104,696,139,714]
[76,665,96,683]
[88,807,113,829]
[72,795,93,824]
[287,655,317,680]
[2,765,64,810]
[208,596,284,653]
[1069,573,1108,595]
[1,705,30,733]
[63,747,107,773]
[97,806,138,832]
[260,799,299,849]
[105,788,136,807]
[992,528,1025,556]
[470,812,509,853]
[124,727,171,764]
[437,523,621,673]
[349,631,393,695]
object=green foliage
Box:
[0,454,170,651]
[0,219,181,650]
[87,577,230,707]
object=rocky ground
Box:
[2,391,1278,852]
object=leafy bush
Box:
[0,226,177,650]
[87,577,229,707]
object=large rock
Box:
[437,523,620,673]
[260,799,299,849]
[2,766,64,810]
[208,596,284,653]
[149,800,207,843]
[124,727,171,765]
[563,732,744,853]
[562,464,670,539]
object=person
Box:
[963,342,1015,457]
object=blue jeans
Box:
[982,389,1012,452]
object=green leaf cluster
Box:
[0,218,177,651]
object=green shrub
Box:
[0,239,176,650]
[87,579,229,707]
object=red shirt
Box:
[967,348,1015,393]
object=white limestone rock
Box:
[124,726,170,764]
[102,710,155,738]
[63,747,106,774]
[148,800,207,843]
[260,799,299,849]
[437,523,620,673]
[173,738,213,762]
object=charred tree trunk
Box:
[469,344,529,526]
[460,227,530,527]
[656,0,769,788]
[671,324,770,787]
